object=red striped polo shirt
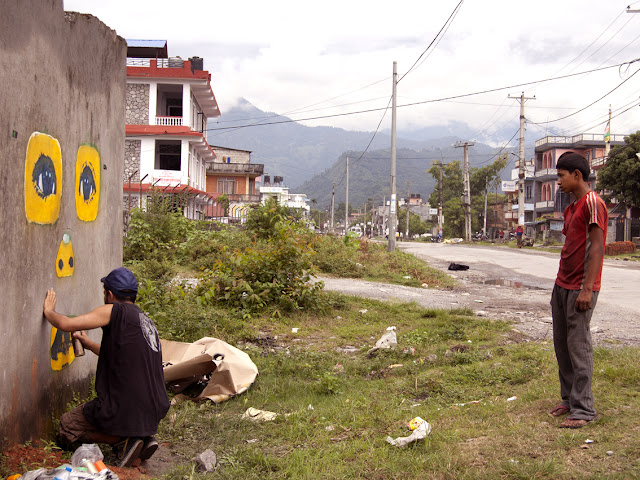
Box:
[556,191,608,291]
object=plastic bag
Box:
[71,445,103,467]
[386,419,431,447]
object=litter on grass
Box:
[162,337,259,404]
[241,407,277,422]
[367,326,397,356]
[386,417,431,447]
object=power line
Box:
[204,60,638,134]
[399,0,464,82]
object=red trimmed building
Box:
[123,40,223,220]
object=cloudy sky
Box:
[65,0,640,145]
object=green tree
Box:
[597,131,640,206]
[428,161,464,237]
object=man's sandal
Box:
[548,405,570,417]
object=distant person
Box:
[499,229,504,241]
[515,225,524,247]
[43,267,170,466]
[548,152,608,428]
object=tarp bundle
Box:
[162,337,259,403]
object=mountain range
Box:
[206,99,534,209]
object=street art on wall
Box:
[50,326,75,371]
[56,233,75,277]
[75,145,100,222]
[25,132,62,224]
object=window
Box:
[525,185,532,201]
[155,140,181,171]
[217,177,236,194]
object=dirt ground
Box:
[1,441,179,480]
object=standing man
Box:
[43,267,170,466]
[548,152,608,428]
[516,224,524,248]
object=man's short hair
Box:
[556,152,590,181]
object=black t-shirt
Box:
[84,303,170,437]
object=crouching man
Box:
[43,267,170,467]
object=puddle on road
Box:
[481,279,545,290]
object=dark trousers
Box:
[551,285,599,420]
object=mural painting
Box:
[75,145,100,222]
[56,233,74,277]
[50,326,76,371]
[25,132,62,224]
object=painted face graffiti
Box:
[56,233,75,278]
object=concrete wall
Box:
[0,0,126,445]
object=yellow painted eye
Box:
[50,326,75,370]
[56,233,75,277]
[25,132,62,224]
[75,145,100,222]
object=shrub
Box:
[197,219,324,313]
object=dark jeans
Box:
[551,285,599,420]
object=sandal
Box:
[560,418,588,429]
[548,405,570,417]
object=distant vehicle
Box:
[348,226,363,237]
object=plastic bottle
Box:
[54,466,73,480]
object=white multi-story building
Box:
[123,40,221,220]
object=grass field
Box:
[156,294,640,480]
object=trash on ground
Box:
[291,327,299,333]
[606,451,614,456]
[474,299,484,303]
[421,283,429,288]
[367,326,397,356]
[71,444,104,467]
[403,346,416,355]
[386,418,431,447]
[333,362,345,373]
[241,407,277,422]
[162,337,259,403]
[192,449,217,472]
[448,263,470,271]
[507,396,518,402]
[17,465,119,480]
[585,439,595,444]
[359,309,368,314]
[403,275,411,279]
[246,439,259,444]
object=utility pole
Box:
[437,161,443,238]
[345,153,349,235]
[330,182,335,232]
[509,91,535,227]
[388,61,398,252]
[483,176,488,237]
[455,141,474,241]
[405,180,411,239]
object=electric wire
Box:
[398,0,464,83]
[204,60,637,134]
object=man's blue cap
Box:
[101,267,138,296]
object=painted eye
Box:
[32,154,57,198]
[24,132,62,224]
[56,233,75,278]
[75,145,100,222]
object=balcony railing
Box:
[591,156,606,168]
[155,116,183,126]
[535,133,626,148]
[206,163,264,175]
[126,58,185,68]
[504,212,517,220]
[227,193,262,203]
[536,200,555,209]
[535,168,556,179]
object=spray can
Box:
[72,332,85,357]
[81,458,99,474]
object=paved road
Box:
[321,243,640,345]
